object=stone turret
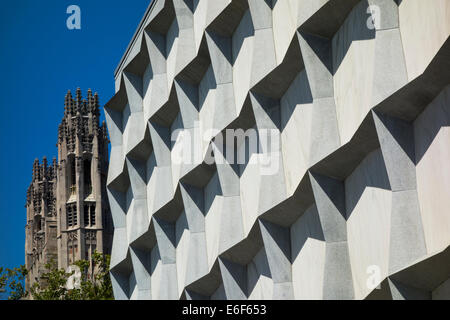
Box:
[56,89,111,271]
[25,157,58,293]
[25,89,112,295]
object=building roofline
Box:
[114,0,158,79]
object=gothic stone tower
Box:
[25,157,58,292]
[56,88,112,271]
[25,88,112,293]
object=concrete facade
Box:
[106,0,450,300]
[25,89,113,293]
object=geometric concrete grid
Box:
[105,0,450,300]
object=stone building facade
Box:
[105,0,450,300]
[25,89,113,293]
[25,158,58,292]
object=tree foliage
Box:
[31,251,114,300]
[0,265,27,300]
[1,252,114,300]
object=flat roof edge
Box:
[114,0,158,79]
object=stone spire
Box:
[64,90,73,116]
[75,87,82,114]
[32,158,40,182]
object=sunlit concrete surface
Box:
[105,0,450,300]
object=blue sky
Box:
[0,0,150,270]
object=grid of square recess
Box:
[105,0,450,300]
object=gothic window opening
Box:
[85,230,97,271]
[66,203,77,227]
[34,215,41,232]
[84,205,89,226]
[90,204,96,226]
[67,210,73,227]
[70,158,76,196]
[73,209,78,226]
[68,244,78,265]
[85,243,97,261]
[83,203,96,226]
[84,159,92,195]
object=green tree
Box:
[0,265,28,300]
[29,259,72,300]
[30,252,114,300]
[0,252,114,300]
